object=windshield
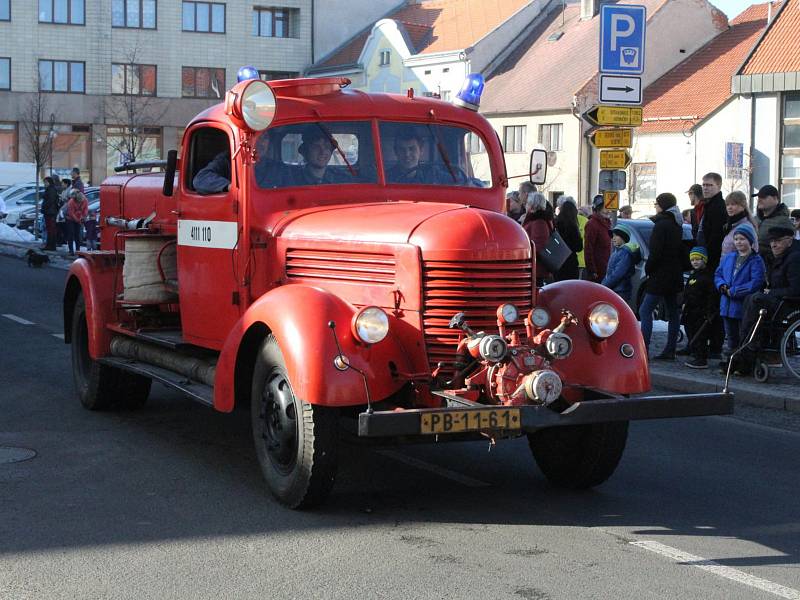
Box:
[253,121,377,189]
[379,121,488,188]
[252,120,492,190]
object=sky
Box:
[712,0,761,19]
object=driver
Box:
[193,132,285,194]
[386,132,465,185]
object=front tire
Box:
[528,421,629,489]
[251,335,338,509]
[71,293,151,410]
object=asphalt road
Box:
[1,254,799,600]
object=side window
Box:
[186,127,230,191]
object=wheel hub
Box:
[260,370,298,471]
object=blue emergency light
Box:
[454,73,485,111]
[237,65,260,82]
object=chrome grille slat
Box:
[286,248,396,285]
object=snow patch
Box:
[0,222,35,243]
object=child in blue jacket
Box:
[714,225,765,356]
[602,226,640,303]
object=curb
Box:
[0,240,75,270]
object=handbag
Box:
[537,229,572,274]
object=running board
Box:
[98,357,214,407]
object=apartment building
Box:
[0,0,312,185]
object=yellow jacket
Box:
[577,213,588,268]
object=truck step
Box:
[99,357,214,407]
[129,328,187,351]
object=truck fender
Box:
[63,255,121,359]
[214,284,412,412]
[536,280,650,394]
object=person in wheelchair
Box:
[735,225,800,373]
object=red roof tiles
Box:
[639,4,767,134]
[742,0,800,74]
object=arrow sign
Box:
[590,128,633,148]
[600,149,632,169]
[599,74,642,105]
[583,105,643,127]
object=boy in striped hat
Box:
[681,246,718,369]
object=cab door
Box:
[176,125,241,349]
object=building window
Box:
[112,63,156,95]
[503,125,526,153]
[379,50,391,66]
[781,92,800,209]
[0,0,9,21]
[112,0,156,29]
[181,66,225,98]
[258,70,297,81]
[106,125,161,176]
[183,1,225,33]
[253,7,296,38]
[467,132,485,154]
[0,122,17,161]
[632,162,657,206]
[538,123,563,152]
[440,90,451,102]
[39,0,84,24]
[0,57,9,90]
[39,60,85,93]
[46,124,91,178]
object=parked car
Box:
[2,188,42,226]
[616,218,694,319]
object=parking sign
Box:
[600,5,646,75]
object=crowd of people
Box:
[510,172,800,375]
[39,167,97,254]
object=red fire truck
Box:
[64,74,732,508]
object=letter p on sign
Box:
[610,14,635,51]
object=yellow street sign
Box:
[583,105,643,127]
[603,191,619,210]
[600,149,632,169]
[590,128,633,148]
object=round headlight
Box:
[529,307,550,328]
[352,307,389,344]
[587,303,619,338]
[497,303,519,324]
[226,79,276,132]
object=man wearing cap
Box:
[753,184,793,265]
[584,195,611,283]
[736,225,800,371]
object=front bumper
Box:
[357,391,734,438]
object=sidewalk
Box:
[0,224,77,271]
[647,328,799,413]
[1,231,795,413]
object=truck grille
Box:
[422,259,533,372]
[285,248,396,285]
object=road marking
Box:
[631,540,800,599]
[51,333,65,340]
[2,314,34,325]
[376,450,491,488]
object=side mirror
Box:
[530,149,547,185]
[162,150,178,197]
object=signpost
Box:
[590,128,633,148]
[582,105,643,127]
[600,149,632,169]
[599,74,642,105]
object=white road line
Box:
[51,333,65,340]
[631,540,800,600]
[376,450,491,488]
[2,314,35,325]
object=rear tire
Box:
[71,293,151,410]
[251,335,338,509]
[528,421,629,489]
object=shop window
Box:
[0,122,18,162]
[106,125,161,176]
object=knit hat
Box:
[733,224,756,245]
[689,246,708,262]
[611,227,630,243]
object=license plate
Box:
[420,408,521,434]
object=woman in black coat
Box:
[553,199,583,281]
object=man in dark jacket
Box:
[696,172,727,357]
[734,226,800,373]
[584,195,611,283]
[753,184,793,265]
[640,193,688,360]
[41,176,60,251]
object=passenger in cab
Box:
[386,132,462,185]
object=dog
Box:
[26,249,50,268]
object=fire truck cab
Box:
[63,74,732,508]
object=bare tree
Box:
[100,43,167,169]
[20,75,57,239]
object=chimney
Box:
[581,0,599,20]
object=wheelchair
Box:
[750,297,800,383]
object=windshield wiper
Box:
[315,123,357,178]
[427,124,457,183]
